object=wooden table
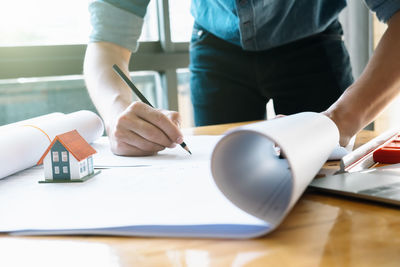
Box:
[1,122,400,267]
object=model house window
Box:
[169,0,193,42]
[62,166,68,174]
[52,151,59,162]
[61,151,68,162]
[54,166,60,174]
[80,161,87,173]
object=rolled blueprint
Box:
[211,112,339,232]
[0,113,64,132]
[0,110,104,179]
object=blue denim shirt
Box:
[89,0,400,52]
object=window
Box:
[61,151,68,162]
[54,166,59,174]
[62,166,69,174]
[0,0,158,47]
[0,0,190,126]
[177,69,193,127]
[0,0,90,47]
[140,0,159,42]
[129,71,163,109]
[169,0,194,42]
[52,151,59,162]
[0,72,159,125]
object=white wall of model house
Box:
[43,153,52,179]
[70,156,90,179]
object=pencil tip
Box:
[184,145,192,155]
[180,141,192,155]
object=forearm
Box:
[325,11,400,145]
[83,41,133,133]
[84,41,183,155]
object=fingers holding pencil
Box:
[128,101,184,146]
[110,101,185,156]
[112,64,191,155]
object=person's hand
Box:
[107,101,183,156]
[275,112,354,147]
[321,110,354,147]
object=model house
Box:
[37,130,97,182]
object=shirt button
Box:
[197,30,203,37]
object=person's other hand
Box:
[108,101,183,156]
[321,110,353,147]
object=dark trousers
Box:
[189,20,354,126]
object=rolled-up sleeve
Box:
[89,0,144,52]
[364,0,400,23]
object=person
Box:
[84,0,400,156]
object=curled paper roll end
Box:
[211,112,340,233]
[211,131,292,231]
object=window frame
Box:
[61,151,68,162]
[62,166,69,174]
[52,151,59,162]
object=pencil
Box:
[112,64,192,155]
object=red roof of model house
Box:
[37,130,97,165]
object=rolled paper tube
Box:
[0,111,104,179]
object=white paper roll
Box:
[211,112,339,231]
[0,110,104,179]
